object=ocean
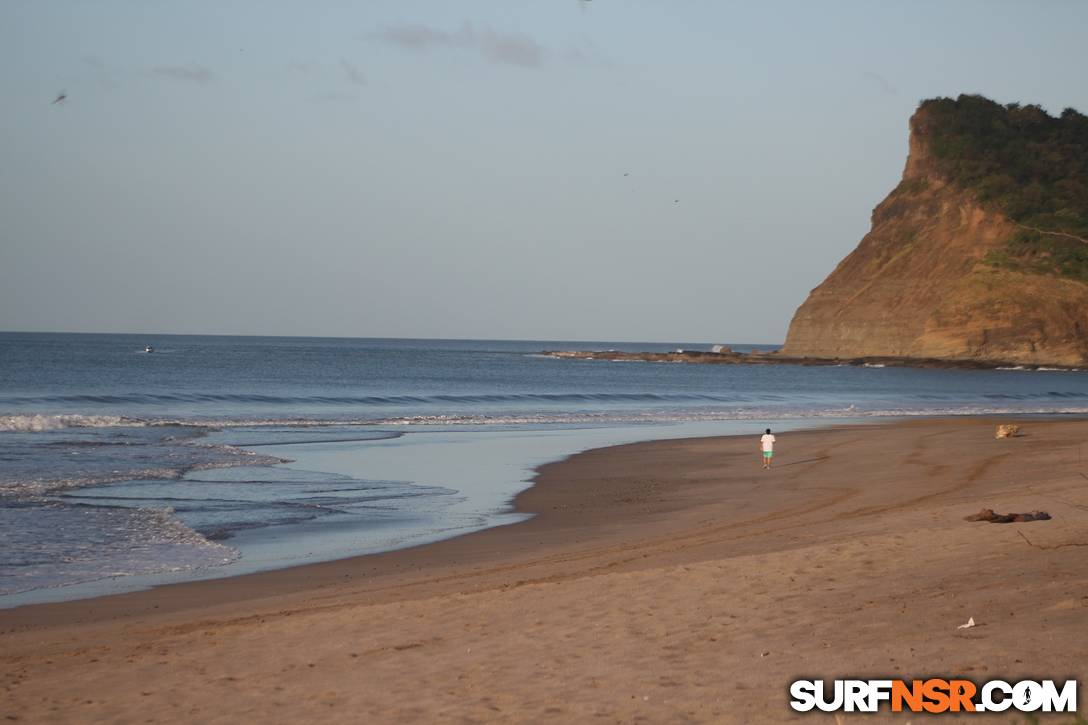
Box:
[3,331,1088,606]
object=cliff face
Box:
[782,106,1088,366]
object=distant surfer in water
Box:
[760,428,775,469]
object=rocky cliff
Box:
[782,97,1088,366]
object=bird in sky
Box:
[51,92,67,105]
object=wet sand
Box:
[3,417,1087,722]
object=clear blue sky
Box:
[2,1,1085,342]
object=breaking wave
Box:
[0,391,761,406]
[138,405,1088,429]
[0,414,144,432]
[0,440,287,498]
[6,403,1088,435]
[360,405,1088,426]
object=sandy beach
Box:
[3,417,1087,723]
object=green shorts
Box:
[762,450,773,459]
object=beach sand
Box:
[3,417,1087,722]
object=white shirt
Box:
[760,434,776,452]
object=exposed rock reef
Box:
[541,349,1079,370]
[782,96,1088,366]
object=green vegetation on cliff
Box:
[920,94,1088,281]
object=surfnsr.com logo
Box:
[789,679,1078,713]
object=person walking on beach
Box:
[760,428,776,469]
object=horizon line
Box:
[0,329,784,347]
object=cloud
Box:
[377,21,546,68]
[340,59,367,86]
[475,27,543,68]
[151,65,214,84]
[381,23,455,49]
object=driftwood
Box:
[964,508,1050,524]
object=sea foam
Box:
[0,414,141,432]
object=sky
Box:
[2,1,1086,343]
